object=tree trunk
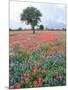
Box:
[33,27,35,34]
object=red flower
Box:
[55,73,61,80]
[15,83,21,89]
[33,80,39,87]
[33,77,43,87]
[32,68,39,75]
[37,77,43,84]
[24,77,29,83]
[56,75,61,80]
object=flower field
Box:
[9,30,66,89]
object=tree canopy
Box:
[20,7,42,34]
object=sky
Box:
[10,1,66,29]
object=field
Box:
[9,30,66,89]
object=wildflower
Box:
[32,68,39,75]
[32,64,38,68]
[15,83,21,89]
[33,80,39,87]
[33,77,43,87]
[24,77,29,83]
[24,72,30,78]
[37,77,43,84]
[55,73,61,80]
[9,77,16,85]
[23,72,30,83]
[41,69,47,74]
[56,75,61,81]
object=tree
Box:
[39,25,44,30]
[18,27,22,31]
[20,7,42,34]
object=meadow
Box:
[9,30,66,89]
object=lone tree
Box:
[20,7,42,34]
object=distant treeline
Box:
[9,27,66,31]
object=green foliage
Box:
[15,53,30,63]
[21,7,42,34]
[9,42,66,88]
[41,44,49,53]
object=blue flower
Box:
[9,77,16,85]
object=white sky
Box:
[10,1,66,29]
